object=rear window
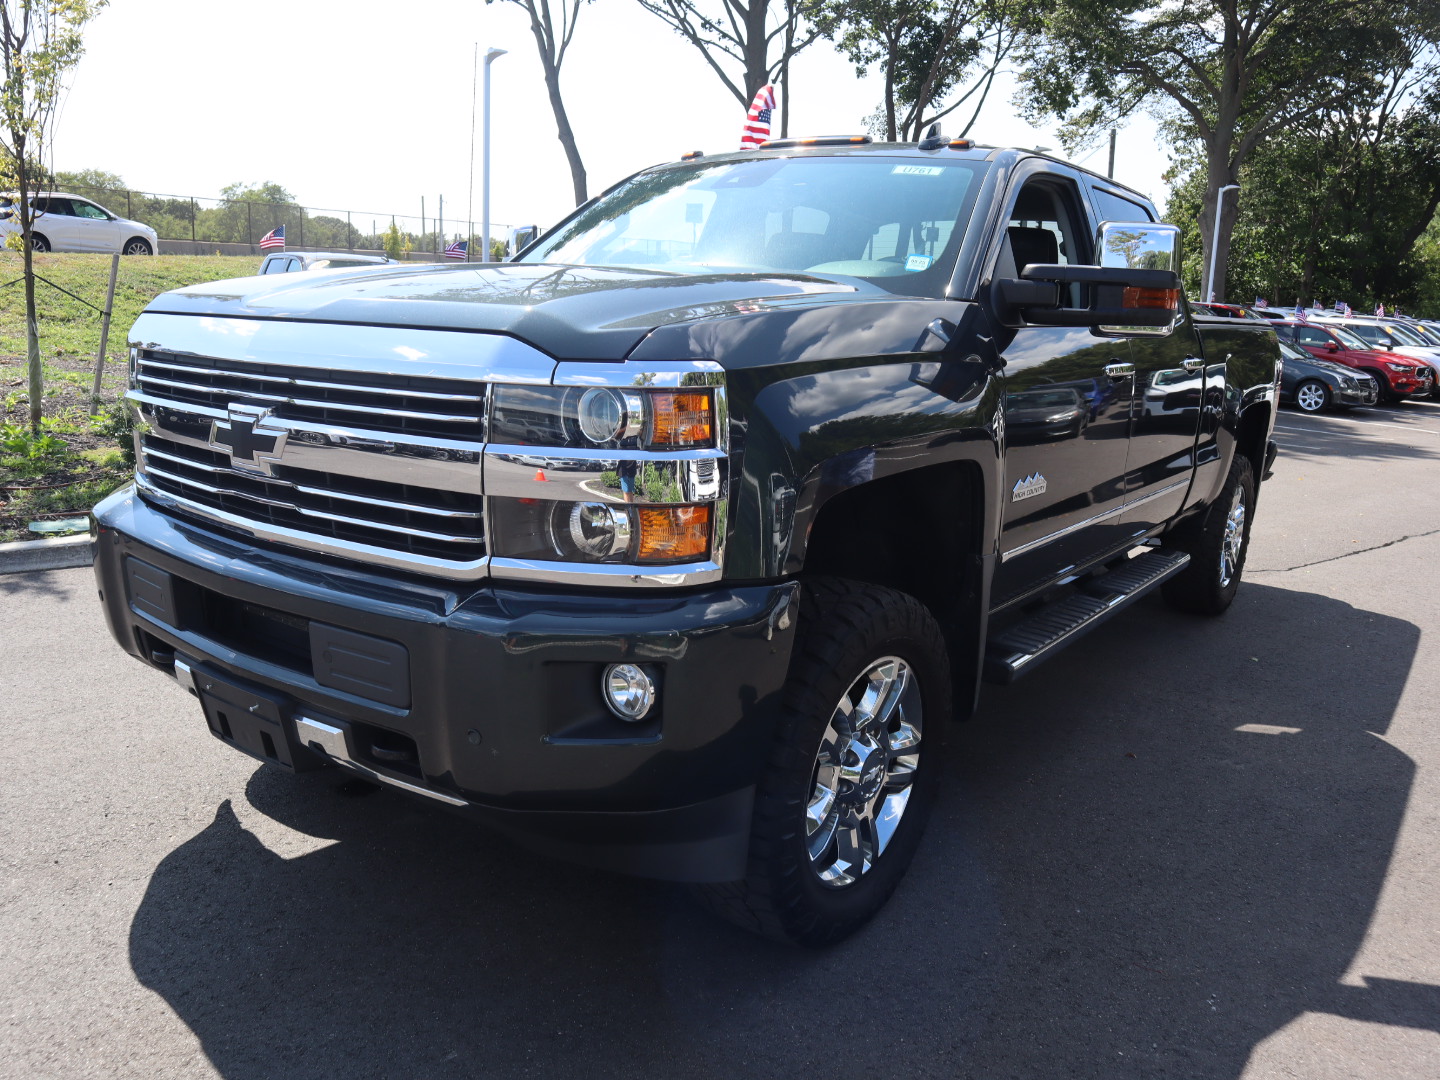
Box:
[522,155,989,298]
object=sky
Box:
[51,0,1172,238]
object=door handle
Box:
[1182,356,1205,372]
[1104,361,1134,378]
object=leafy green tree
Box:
[1164,38,1440,310]
[0,0,107,433]
[809,0,1027,141]
[54,165,122,192]
[199,180,298,245]
[1019,0,1420,303]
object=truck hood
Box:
[145,261,872,360]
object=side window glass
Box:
[1091,188,1155,224]
[73,201,108,220]
[999,178,1089,304]
[1298,328,1327,345]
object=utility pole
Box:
[467,43,478,262]
[1107,129,1116,179]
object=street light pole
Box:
[482,47,507,264]
[1205,184,1240,303]
[466,43,477,262]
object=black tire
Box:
[1162,454,1255,616]
[694,577,949,946]
[122,237,153,255]
[29,232,49,253]
[1292,379,1329,413]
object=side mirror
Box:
[993,221,1183,333]
[1327,342,1340,352]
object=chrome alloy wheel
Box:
[1219,487,1247,589]
[805,656,923,888]
[1295,382,1327,412]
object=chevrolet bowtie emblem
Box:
[1011,473,1047,502]
[209,405,288,476]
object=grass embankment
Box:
[1,254,259,542]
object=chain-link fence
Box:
[60,183,525,258]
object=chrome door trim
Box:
[999,477,1190,563]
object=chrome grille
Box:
[131,348,488,574]
[136,349,485,439]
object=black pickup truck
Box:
[93,138,1279,945]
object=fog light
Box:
[603,663,656,721]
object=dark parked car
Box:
[1004,386,1088,441]
[1277,339,1377,412]
[1273,320,1424,404]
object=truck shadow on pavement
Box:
[129,582,1435,1080]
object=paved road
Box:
[3,401,1438,1080]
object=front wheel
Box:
[122,237,153,255]
[695,578,949,946]
[1162,455,1255,615]
[28,232,49,253]
[1293,379,1329,413]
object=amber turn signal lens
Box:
[637,506,711,562]
[1123,287,1180,310]
[649,391,713,447]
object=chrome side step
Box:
[984,549,1191,684]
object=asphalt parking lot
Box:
[2,399,1438,1080]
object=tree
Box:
[0,0,107,433]
[201,181,298,245]
[809,0,1028,141]
[1019,0,1419,303]
[1164,44,1440,310]
[490,1,591,205]
[635,0,821,134]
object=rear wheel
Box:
[695,577,948,946]
[1293,380,1329,413]
[122,237,153,255]
[1162,455,1254,616]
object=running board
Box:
[984,549,1191,684]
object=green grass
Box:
[0,253,260,360]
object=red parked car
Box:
[1272,321,1425,404]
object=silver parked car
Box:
[0,191,157,254]
[258,251,393,274]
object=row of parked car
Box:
[1192,302,1440,412]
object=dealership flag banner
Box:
[1255,297,1268,308]
[259,225,285,250]
[444,239,468,260]
[740,84,777,149]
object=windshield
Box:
[1331,326,1370,349]
[1382,322,1426,346]
[521,155,989,297]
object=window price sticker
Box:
[905,254,933,272]
[892,165,945,176]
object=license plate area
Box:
[192,666,318,772]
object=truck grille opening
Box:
[132,348,487,572]
[135,350,485,439]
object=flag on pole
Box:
[444,239,468,260]
[1255,297,1268,308]
[740,84,777,149]
[259,224,285,250]
[1294,303,1308,324]
[1376,303,1386,317]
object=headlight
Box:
[491,499,713,565]
[490,385,716,450]
[558,502,631,559]
[1384,362,1410,372]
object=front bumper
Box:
[91,487,800,881]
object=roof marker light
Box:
[680,150,704,161]
[948,138,974,150]
[757,135,873,149]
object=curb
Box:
[0,533,94,575]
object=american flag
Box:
[1376,303,1386,317]
[1294,303,1308,324]
[1255,297,1268,308]
[740,84,777,149]
[444,239,468,260]
[259,225,285,250]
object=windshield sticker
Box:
[892,165,945,176]
[905,254,933,272]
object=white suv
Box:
[0,192,158,254]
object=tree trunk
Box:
[742,1,769,103]
[15,136,42,434]
[526,3,587,206]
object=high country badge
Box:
[1011,473,1047,501]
